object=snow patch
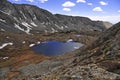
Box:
[31,21,37,27]
[21,22,32,34]
[51,28,58,33]
[37,41,41,44]
[3,57,9,60]
[20,11,27,19]
[74,46,80,49]
[29,44,35,47]
[67,39,73,42]
[33,15,37,20]
[14,23,32,34]
[0,19,6,23]
[1,28,5,31]
[0,10,10,15]
[60,26,64,30]
[22,41,26,44]
[13,17,19,22]
[22,22,32,28]
[0,42,13,49]
[55,24,59,28]
[14,23,25,32]
[55,24,63,30]
[65,26,68,28]
[6,36,9,38]
[0,57,9,60]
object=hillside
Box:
[40,22,120,80]
[0,22,119,80]
[0,0,112,34]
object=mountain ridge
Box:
[0,0,112,34]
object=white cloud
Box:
[39,0,48,3]
[76,0,86,3]
[26,0,34,2]
[87,15,120,24]
[118,10,120,12]
[100,1,108,5]
[15,0,19,1]
[93,7,103,12]
[62,1,75,7]
[63,8,71,12]
[88,3,92,5]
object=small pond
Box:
[31,40,83,56]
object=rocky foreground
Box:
[40,22,120,80]
[0,22,120,80]
[0,31,97,80]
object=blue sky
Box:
[8,0,120,23]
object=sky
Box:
[8,0,120,24]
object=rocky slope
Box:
[0,23,119,80]
[79,22,120,73]
[41,22,120,80]
[0,0,112,34]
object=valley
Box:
[0,0,120,80]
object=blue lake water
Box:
[31,40,83,56]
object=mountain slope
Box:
[79,22,120,63]
[0,0,112,34]
[40,22,120,80]
[79,22,120,73]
